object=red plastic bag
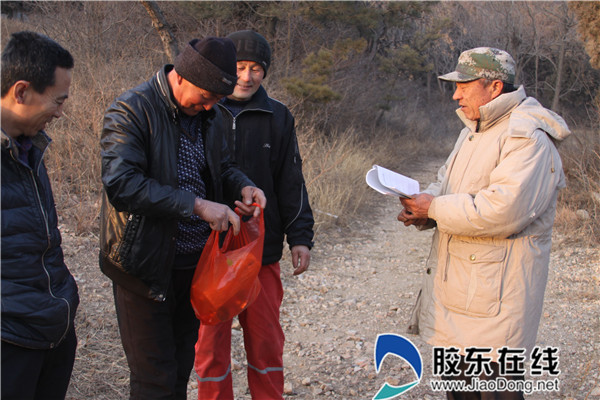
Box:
[190,204,264,325]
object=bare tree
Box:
[140,0,179,61]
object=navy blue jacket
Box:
[1,130,79,349]
[218,86,314,265]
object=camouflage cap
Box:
[438,47,515,84]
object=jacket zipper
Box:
[229,109,246,157]
[112,213,132,263]
[220,103,305,231]
[232,116,237,155]
[220,105,271,159]
[118,213,139,265]
[13,148,72,347]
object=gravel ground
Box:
[63,158,599,399]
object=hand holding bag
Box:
[190,204,264,325]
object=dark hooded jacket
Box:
[1,130,79,349]
[218,85,314,265]
[100,65,253,301]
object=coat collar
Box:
[218,85,273,114]
[155,64,179,121]
[1,128,51,153]
[456,85,526,133]
[242,85,273,113]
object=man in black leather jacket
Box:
[100,37,266,400]
[1,31,79,400]
[195,30,314,400]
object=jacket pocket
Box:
[440,238,506,318]
[117,213,142,271]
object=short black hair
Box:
[1,31,73,98]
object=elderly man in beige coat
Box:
[398,47,570,400]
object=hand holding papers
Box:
[365,165,419,199]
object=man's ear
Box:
[174,71,184,85]
[13,80,30,104]
[491,80,504,99]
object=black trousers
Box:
[444,356,525,400]
[114,267,199,400]
[1,326,77,400]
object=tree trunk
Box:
[286,14,292,78]
[266,16,278,39]
[534,54,539,98]
[526,4,539,97]
[426,71,431,102]
[140,0,179,61]
[551,39,565,112]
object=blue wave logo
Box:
[373,334,423,400]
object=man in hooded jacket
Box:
[398,47,570,400]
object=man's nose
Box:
[452,87,462,101]
[237,68,250,82]
[203,99,218,111]
[53,104,65,119]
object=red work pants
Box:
[195,262,285,400]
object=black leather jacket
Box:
[100,65,253,301]
[1,130,79,349]
[218,86,314,265]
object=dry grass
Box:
[297,121,454,232]
[555,127,600,244]
[3,6,440,237]
[4,5,597,245]
[299,127,376,232]
[1,0,596,240]
[2,3,165,234]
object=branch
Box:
[140,0,179,61]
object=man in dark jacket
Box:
[1,31,79,400]
[100,37,266,400]
[195,30,314,400]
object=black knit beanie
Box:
[227,30,272,77]
[174,37,238,95]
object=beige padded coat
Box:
[411,86,571,361]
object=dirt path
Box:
[63,157,599,399]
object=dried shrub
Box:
[556,127,600,244]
